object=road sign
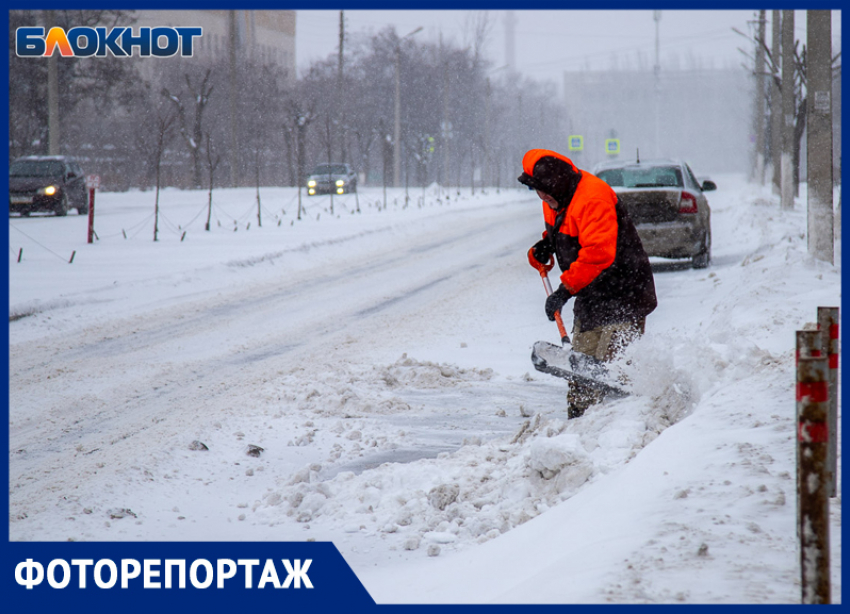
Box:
[604,139,620,155]
[440,121,453,139]
[87,175,101,189]
[568,135,584,152]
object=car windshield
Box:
[311,164,348,175]
[597,166,683,188]
[9,160,65,178]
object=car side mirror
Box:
[66,171,77,179]
[701,180,717,191]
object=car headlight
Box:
[307,180,317,188]
[335,179,345,187]
[38,185,58,196]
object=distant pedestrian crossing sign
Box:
[605,139,621,155]
[568,135,583,151]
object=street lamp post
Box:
[654,10,662,158]
[484,65,508,188]
[393,26,422,188]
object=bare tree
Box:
[254,145,263,227]
[147,109,177,242]
[161,68,214,189]
[204,133,221,231]
[283,98,316,219]
[463,11,494,71]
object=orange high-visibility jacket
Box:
[521,149,657,331]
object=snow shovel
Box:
[528,254,629,399]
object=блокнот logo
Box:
[16,27,203,58]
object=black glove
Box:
[545,284,572,321]
[530,237,554,264]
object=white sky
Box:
[296,10,841,93]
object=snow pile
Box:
[375,354,495,391]
[256,363,700,557]
[527,432,593,484]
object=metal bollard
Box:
[87,187,96,244]
[795,330,823,540]
[817,307,839,498]
[797,352,831,604]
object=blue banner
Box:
[5,542,375,610]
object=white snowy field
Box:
[7,175,841,603]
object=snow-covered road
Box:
[8,178,841,603]
[10,190,556,541]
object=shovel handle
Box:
[553,310,569,345]
[536,260,570,345]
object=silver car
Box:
[593,158,715,268]
[306,163,358,196]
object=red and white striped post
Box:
[796,332,831,604]
[86,188,96,244]
[795,330,823,540]
[817,306,839,498]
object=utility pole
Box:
[806,10,834,264]
[505,11,516,72]
[485,76,491,187]
[393,27,422,188]
[483,65,507,188]
[780,10,795,210]
[770,10,782,194]
[440,34,451,193]
[753,10,767,184]
[228,10,241,187]
[393,45,402,188]
[654,11,662,158]
[337,10,346,163]
[45,10,60,155]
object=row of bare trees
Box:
[737,10,841,198]
[9,10,568,193]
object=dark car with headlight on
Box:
[9,156,89,216]
[306,163,357,196]
[593,158,715,269]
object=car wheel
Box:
[77,198,88,215]
[692,232,711,269]
[55,194,69,217]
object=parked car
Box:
[593,158,715,268]
[306,163,357,196]
[9,156,89,216]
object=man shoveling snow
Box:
[518,148,658,417]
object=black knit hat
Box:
[517,156,581,204]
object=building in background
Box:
[562,68,752,174]
[132,10,296,80]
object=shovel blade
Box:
[531,340,629,399]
